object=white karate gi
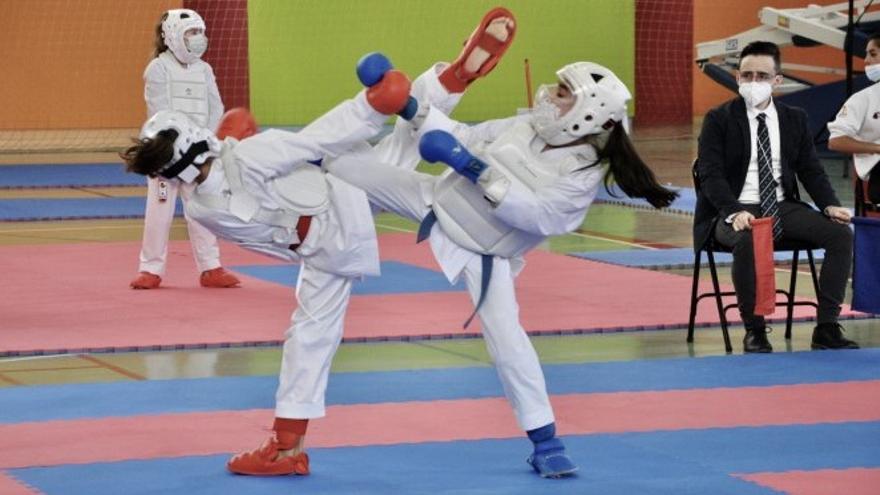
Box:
[139,51,225,275]
[326,65,605,431]
[828,81,880,180]
[186,92,387,418]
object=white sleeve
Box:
[418,106,520,150]
[827,92,867,140]
[205,63,225,131]
[143,59,170,118]
[235,91,388,179]
[490,167,603,236]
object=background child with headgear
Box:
[130,8,241,290]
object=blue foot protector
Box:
[526,423,578,478]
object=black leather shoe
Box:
[812,323,860,350]
[743,327,773,353]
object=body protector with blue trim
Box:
[530,61,631,146]
[430,119,586,258]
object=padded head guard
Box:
[162,9,207,65]
[140,110,221,183]
[531,61,632,146]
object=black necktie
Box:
[756,113,782,240]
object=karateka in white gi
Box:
[121,51,418,476]
[131,8,240,290]
[325,59,678,479]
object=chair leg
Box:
[707,249,732,353]
[806,249,820,295]
[785,250,800,340]
[687,250,702,343]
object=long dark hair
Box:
[594,122,678,209]
[153,12,170,58]
[120,129,178,177]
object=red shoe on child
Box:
[227,431,309,476]
[200,267,241,288]
[130,271,161,289]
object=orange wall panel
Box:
[693,0,853,115]
[0,0,181,130]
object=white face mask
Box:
[185,33,208,59]
[866,63,880,82]
[530,84,569,145]
[738,81,773,109]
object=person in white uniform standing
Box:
[828,33,880,205]
[121,52,415,476]
[130,8,241,289]
[325,58,678,479]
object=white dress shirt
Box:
[740,100,784,204]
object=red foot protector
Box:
[439,7,517,93]
[227,430,310,476]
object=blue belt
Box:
[417,209,493,329]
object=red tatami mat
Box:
[738,468,880,495]
[2,380,878,469]
[0,234,860,355]
[0,472,37,495]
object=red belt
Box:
[288,215,313,252]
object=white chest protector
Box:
[192,141,330,230]
[431,120,580,258]
[159,52,209,127]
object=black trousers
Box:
[713,200,853,328]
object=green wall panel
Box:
[249,0,634,125]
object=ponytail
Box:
[595,122,678,209]
[152,12,170,58]
[120,129,178,177]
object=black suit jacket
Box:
[693,97,840,251]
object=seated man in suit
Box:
[694,41,858,353]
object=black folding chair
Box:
[687,161,820,353]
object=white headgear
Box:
[531,62,632,146]
[140,110,221,183]
[162,9,207,65]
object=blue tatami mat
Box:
[231,261,464,294]
[10,422,880,495]
[571,247,825,269]
[0,164,143,188]
[0,197,176,221]
[1,349,875,424]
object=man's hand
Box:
[732,211,755,231]
[824,205,853,224]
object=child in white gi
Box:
[131,8,240,289]
[121,53,415,476]
[326,59,677,478]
